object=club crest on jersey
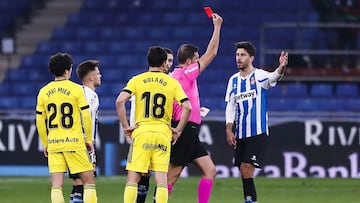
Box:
[235,89,256,102]
[250,76,256,85]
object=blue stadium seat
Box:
[52,27,76,40]
[0,83,10,95]
[76,27,99,40]
[310,83,333,97]
[27,70,47,82]
[66,13,84,26]
[0,97,19,109]
[95,83,110,96]
[116,55,145,67]
[186,11,209,25]
[135,12,162,25]
[19,97,36,109]
[285,83,308,97]
[147,27,172,40]
[60,41,83,54]
[295,98,318,111]
[20,55,49,69]
[36,42,60,54]
[162,12,185,25]
[335,83,358,97]
[108,83,126,96]
[124,27,146,40]
[84,42,107,54]
[6,69,28,81]
[268,98,296,111]
[11,82,38,96]
[113,13,130,25]
[316,98,344,111]
[344,99,360,112]
[268,84,284,98]
[107,41,132,54]
[99,27,123,40]
[100,97,116,110]
[177,1,200,9]
[199,83,226,98]
[151,0,172,9]
[93,55,117,68]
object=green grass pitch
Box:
[1,176,360,203]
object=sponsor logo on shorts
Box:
[143,143,168,152]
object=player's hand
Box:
[279,51,289,68]
[86,142,95,154]
[124,125,138,143]
[43,147,48,157]
[124,125,137,136]
[212,13,223,27]
[171,127,182,145]
[225,128,237,148]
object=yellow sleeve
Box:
[35,94,48,148]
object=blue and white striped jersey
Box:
[225,68,278,139]
[83,85,99,141]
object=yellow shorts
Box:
[126,125,171,173]
[48,150,93,174]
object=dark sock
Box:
[136,176,150,203]
[242,178,256,202]
[75,185,84,199]
[71,185,76,196]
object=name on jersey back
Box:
[143,76,168,86]
[46,87,71,98]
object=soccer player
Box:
[116,46,192,203]
[166,13,222,203]
[135,47,174,203]
[224,41,288,203]
[68,60,102,203]
[36,53,97,203]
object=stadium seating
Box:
[335,83,358,97]
[268,98,296,111]
[284,83,308,98]
[310,83,333,97]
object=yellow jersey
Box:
[36,79,92,152]
[123,71,188,127]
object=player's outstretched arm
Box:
[268,51,289,84]
[198,13,223,73]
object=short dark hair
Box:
[48,52,73,77]
[177,44,198,64]
[147,46,167,67]
[235,41,256,56]
[164,47,173,55]
[76,60,100,81]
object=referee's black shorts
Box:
[170,120,208,166]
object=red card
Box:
[203,7,213,18]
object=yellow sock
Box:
[51,186,64,203]
[155,184,168,203]
[124,182,137,203]
[84,184,97,203]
